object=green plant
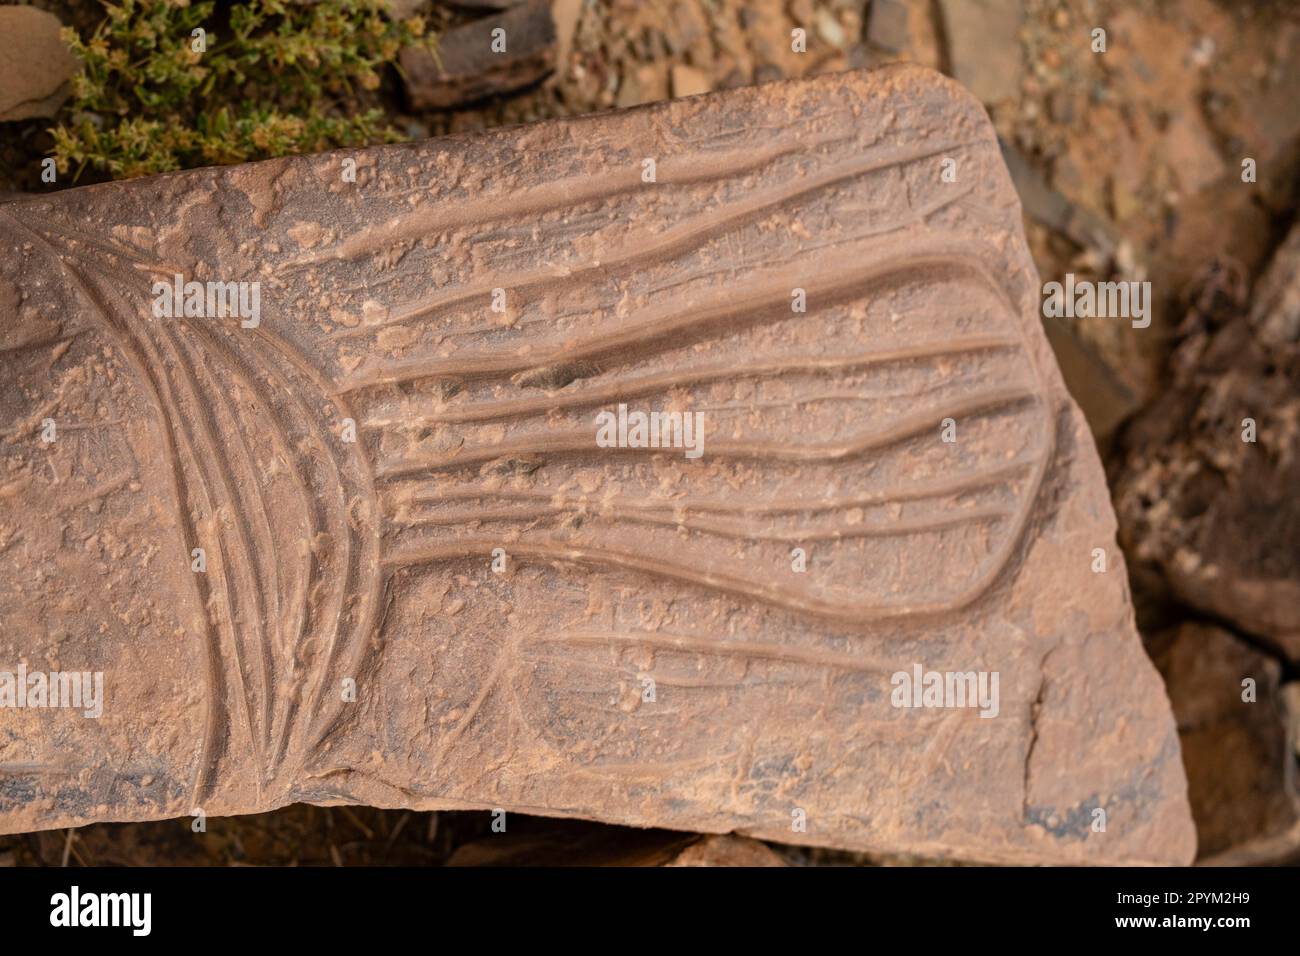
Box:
[51,0,433,180]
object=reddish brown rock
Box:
[447,823,785,866]
[667,833,786,867]
[400,0,556,109]
[0,6,78,122]
[866,0,910,54]
[937,0,1022,105]
[1115,222,1300,661]
[997,141,1136,443]
[1150,624,1299,864]
[0,65,1193,864]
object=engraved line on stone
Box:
[359,336,1019,427]
[18,221,383,792]
[530,629,895,673]
[288,130,863,269]
[406,457,1033,516]
[71,237,378,774]
[292,134,973,276]
[375,385,1037,479]
[383,401,1056,624]
[401,503,1012,541]
[169,326,277,763]
[49,239,288,790]
[327,143,979,343]
[337,247,1010,397]
[1,213,231,805]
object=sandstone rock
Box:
[667,833,786,867]
[1250,218,1300,350]
[999,140,1136,443]
[551,0,583,78]
[0,7,78,122]
[1163,111,1227,196]
[400,0,556,109]
[447,823,784,866]
[1115,221,1300,660]
[670,64,711,98]
[0,65,1193,864]
[937,0,1023,106]
[1150,623,1299,864]
[387,0,429,19]
[866,0,910,54]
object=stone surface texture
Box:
[0,65,1193,864]
[1151,623,1299,864]
[936,0,1023,105]
[447,825,785,866]
[400,0,556,109]
[1115,221,1300,662]
[0,6,78,122]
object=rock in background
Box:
[1150,624,1300,864]
[0,6,77,122]
[1114,221,1300,664]
[447,825,786,866]
[400,0,557,108]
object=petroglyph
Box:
[0,66,1194,864]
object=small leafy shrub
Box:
[51,0,433,180]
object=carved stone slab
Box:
[0,65,1195,864]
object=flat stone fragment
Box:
[665,833,787,867]
[0,6,78,122]
[399,0,556,109]
[1151,624,1299,865]
[447,824,785,866]
[0,65,1194,864]
[1115,221,1300,661]
[866,0,910,54]
[937,0,1023,105]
